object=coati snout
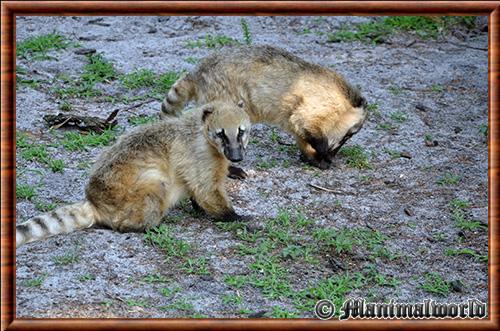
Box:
[202,101,251,163]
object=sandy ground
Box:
[15,16,488,318]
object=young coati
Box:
[16,101,251,247]
[160,45,368,170]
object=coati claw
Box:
[228,165,247,180]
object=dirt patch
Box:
[15,16,488,318]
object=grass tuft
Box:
[17,33,75,60]
[339,145,372,169]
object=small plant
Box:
[389,111,408,123]
[78,273,95,282]
[240,18,252,45]
[160,286,180,298]
[185,56,198,64]
[48,158,65,173]
[445,248,488,263]
[128,115,156,126]
[421,272,450,296]
[22,274,47,288]
[431,84,445,93]
[53,252,79,266]
[222,293,242,306]
[156,71,182,94]
[120,69,156,89]
[34,200,57,212]
[436,172,460,186]
[339,145,372,169]
[81,53,117,84]
[126,299,149,307]
[256,159,278,170]
[270,306,298,318]
[16,184,37,200]
[142,273,169,283]
[186,34,239,49]
[224,275,247,289]
[61,128,118,151]
[144,224,191,260]
[17,33,74,60]
[20,144,48,163]
[182,257,210,275]
[478,124,488,138]
[388,86,403,96]
[60,101,73,112]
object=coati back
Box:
[17,101,251,247]
[161,45,367,169]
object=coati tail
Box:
[160,73,193,118]
[16,201,96,247]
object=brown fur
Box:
[161,45,368,169]
[16,102,251,247]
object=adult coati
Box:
[16,101,251,247]
[161,45,367,170]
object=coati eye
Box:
[216,129,225,138]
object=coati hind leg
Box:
[160,73,194,118]
[114,194,166,233]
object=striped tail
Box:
[16,201,96,247]
[160,73,193,119]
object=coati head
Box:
[304,104,367,166]
[202,100,251,162]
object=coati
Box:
[16,101,251,247]
[160,45,368,170]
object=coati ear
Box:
[237,100,245,108]
[201,106,214,122]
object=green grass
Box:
[48,158,65,173]
[436,172,461,186]
[479,124,488,139]
[256,159,278,170]
[240,18,252,45]
[222,293,243,306]
[156,71,182,94]
[185,56,198,64]
[327,16,477,44]
[60,101,73,112]
[377,122,397,132]
[126,299,149,308]
[339,145,372,169]
[61,128,118,151]
[144,224,191,260]
[20,144,48,162]
[224,275,247,289]
[22,274,47,288]
[160,286,180,298]
[82,53,117,84]
[53,252,79,266]
[120,69,156,89]
[16,184,37,200]
[186,34,239,49]
[54,53,117,99]
[141,274,169,284]
[181,257,209,275]
[34,200,57,212]
[78,273,95,282]
[431,84,445,93]
[17,33,75,60]
[421,272,450,296]
[389,111,408,123]
[388,86,403,96]
[269,306,298,318]
[445,248,488,263]
[449,198,486,231]
[128,115,157,126]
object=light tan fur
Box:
[161,45,368,169]
[17,102,251,247]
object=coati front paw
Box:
[300,153,331,170]
[228,165,247,180]
[216,210,253,222]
